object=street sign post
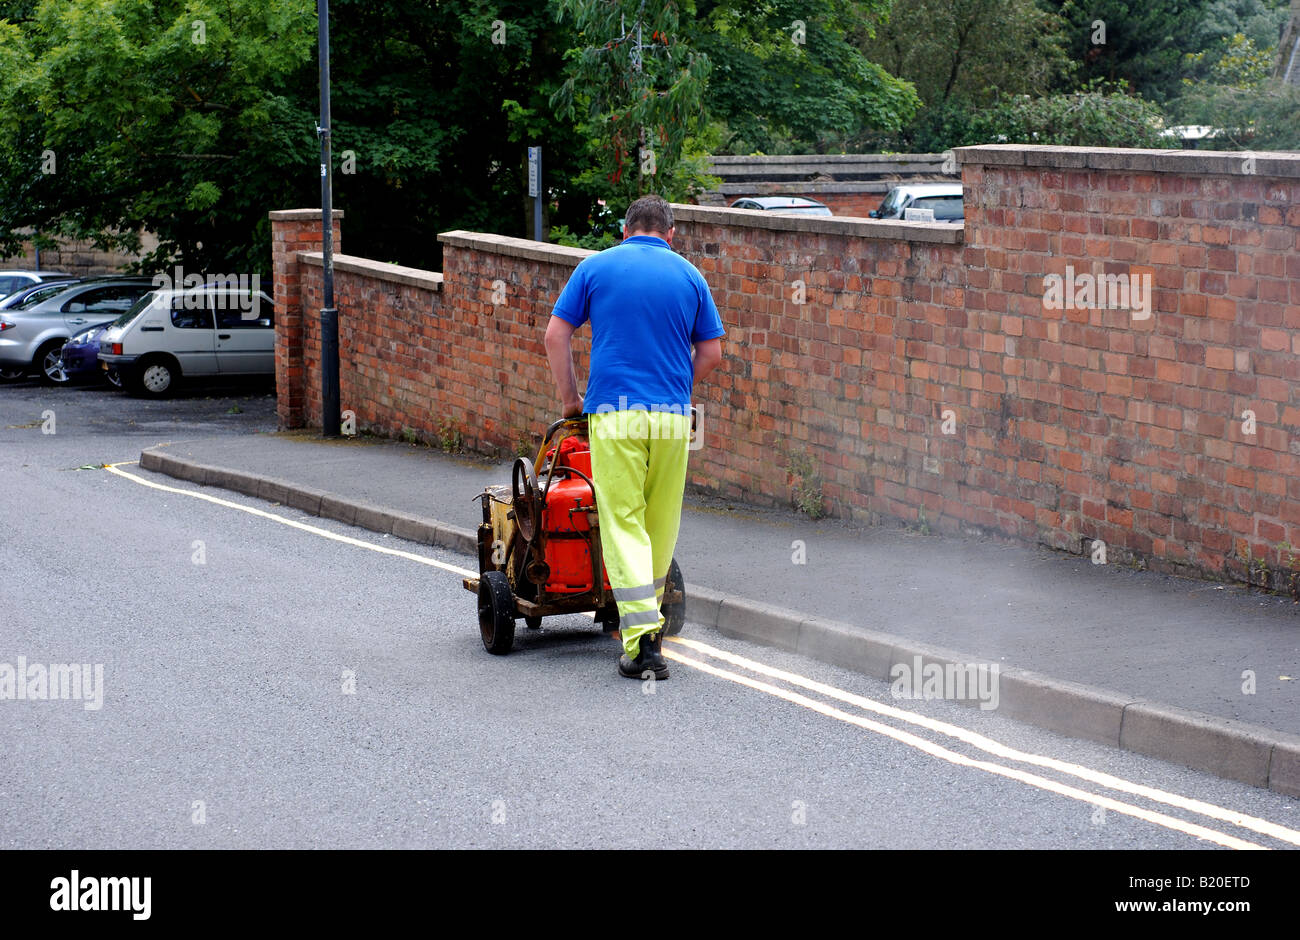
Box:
[528,146,542,241]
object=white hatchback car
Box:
[97,286,275,396]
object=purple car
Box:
[59,324,121,387]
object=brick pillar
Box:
[269,209,343,429]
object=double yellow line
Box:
[106,460,1300,850]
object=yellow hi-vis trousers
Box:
[588,410,691,658]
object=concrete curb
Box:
[139,446,1300,799]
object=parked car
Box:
[0,278,79,311]
[0,277,156,384]
[729,196,834,217]
[0,281,81,378]
[97,285,275,397]
[59,324,122,387]
[0,269,75,300]
[869,184,963,221]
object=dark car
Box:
[59,324,122,387]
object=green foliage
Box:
[1184,32,1278,88]
[696,0,920,154]
[1172,9,1300,150]
[960,81,1177,148]
[437,419,463,454]
[0,0,317,270]
[1176,79,1300,149]
[551,0,713,208]
[1191,0,1291,57]
[1055,0,1216,103]
[863,0,1074,110]
[786,450,825,519]
[549,224,617,251]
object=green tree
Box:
[865,0,1073,109]
[322,1,594,268]
[861,0,1073,151]
[0,0,606,274]
[0,0,317,274]
[1054,0,1214,102]
[694,0,920,154]
[1175,29,1300,148]
[550,0,714,209]
[961,80,1176,148]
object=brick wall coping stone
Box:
[709,153,946,165]
[955,143,1300,178]
[269,209,345,222]
[298,251,444,292]
[718,180,909,196]
[671,203,964,243]
[438,230,595,268]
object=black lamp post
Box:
[318,0,340,438]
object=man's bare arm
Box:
[692,337,723,385]
[544,315,584,417]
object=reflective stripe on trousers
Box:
[588,410,690,658]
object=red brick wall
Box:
[270,209,342,429]
[300,258,451,446]
[271,145,1300,585]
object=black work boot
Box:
[618,631,669,680]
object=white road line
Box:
[106,460,1286,850]
[666,649,1263,850]
[104,462,476,579]
[667,636,1300,849]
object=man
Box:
[545,194,724,680]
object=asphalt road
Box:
[2,385,1299,850]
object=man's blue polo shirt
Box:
[551,235,725,413]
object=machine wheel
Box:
[478,570,516,655]
[662,557,686,636]
[0,366,25,382]
[511,456,540,541]
[104,368,123,389]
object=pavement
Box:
[134,429,1300,798]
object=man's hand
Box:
[562,395,584,418]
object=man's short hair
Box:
[625,195,673,235]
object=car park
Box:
[0,277,155,384]
[97,285,275,397]
[869,183,964,221]
[728,196,834,217]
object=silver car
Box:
[869,183,964,221]
[0,277,156,384]
[97,286,275,397]
[0,269,75,300]
[729,196,834,217]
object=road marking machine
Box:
[463,416,685,654]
